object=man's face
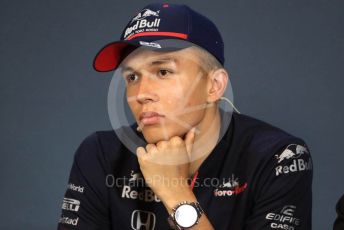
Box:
[120,47,210,144]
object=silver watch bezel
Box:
[168,201,204,229]
[175,203,198,228]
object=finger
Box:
[136,147,146,158]
[156,140,168,150]
[146,144,158,154]
[184,127,196,156]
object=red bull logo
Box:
[124,8,161,39]
[274,144,312,176]
[275,144,309,163]
[124,18,161,39]
[131,9,160,22]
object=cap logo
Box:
[124,8,161,39]
[131,9,160,22]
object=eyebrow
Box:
[122,66,134,74]
[121,56,178,73]
[150,56,178,65]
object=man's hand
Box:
[136,128,196,211]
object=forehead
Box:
[120,47,202,70]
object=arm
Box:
[136,128,214,229]
[57,133,111,230]
[245,142,313,230]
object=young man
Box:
[58,3,312,230]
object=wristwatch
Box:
[167,201,204,229]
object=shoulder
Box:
[73,128,128,166]
[74,125,144,169]
[231,112,311,160]
[232,112,303,142]
[75,130,119,156]
[229,114,312,202]
[77,125,139,155]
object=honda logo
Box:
[131,210,156,230]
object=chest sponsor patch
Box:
[121,170,161,203]
[214,174,248,197]
[131,210,156,230]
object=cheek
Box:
[127,100,139,120]
[167,83,206,109]
[186,86,207,106]
[160,86,185,106]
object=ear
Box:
[206,68,229,103]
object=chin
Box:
[142,126,185,144]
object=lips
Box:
[139,111,165,125]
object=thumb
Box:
[184,127,196,158]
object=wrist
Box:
[161,190,197,214]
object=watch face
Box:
[175,204,198,228]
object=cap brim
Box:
[93,41,140,72]
[93,38,195,72]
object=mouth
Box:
[139,111,165,126]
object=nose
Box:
[136,74,159,104]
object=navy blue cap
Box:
[93,3,224,72]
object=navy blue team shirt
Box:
[57,112,312,229]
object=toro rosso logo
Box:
[214,174,248,197]
[131,9,160,22]
[275,144,309,163]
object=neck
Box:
[188,104,221,177]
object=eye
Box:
[158,69,172,77]
[126,73,138,83]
